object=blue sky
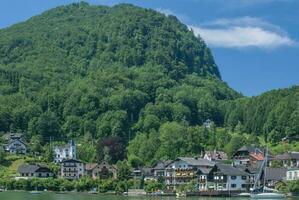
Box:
[0,0,298,96]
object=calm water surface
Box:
[0,191,295,200]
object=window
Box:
[242,184,246,188]
[220,176,224,180]
[231,184,236,188]
[231,176,236,180]
[242,176,247,180]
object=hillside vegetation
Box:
[0,2,297,165]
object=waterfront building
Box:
[152,160,172,178]
[233,146,264,166]
[273,152,299,168]
[164,157,215,190]
[60,159,84,180]
[207,163,250,192]
[17,164,53,179]
[265,167,287,187]
[286,168,299,181]
[85,161,117,179]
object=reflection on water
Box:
[0,191,295,200]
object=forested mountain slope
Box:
[0,2,237,138]
[222,86,298,143]
[0,2,297,164]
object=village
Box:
[2,133,299,196]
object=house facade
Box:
[164,157,215,190]
[3,135,27,154]
[207,163,250,192]
[17,164,53,179]
[286,168,299,181]
[204,150,228,162]
[152,160,172,178]
[53,140,76,163]
[60,159,84,180]
[233,146,264,166]
[85,161,117,179]
[265,167,287,187]
[274,152,299,168]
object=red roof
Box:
[250,153,264,161]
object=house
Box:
[131,167,155,181]
[207,163,250,192]
[164,157,215,190]
[53,140,76,163]
[265,168,287,187]
[85,161,117,179]
[273,152,299,168]
[152,160,172,178]
[197,166,214,191]
[203,119,213,128]
[17,164,54,179]
[3,135,27,154]
[235,161,263,189]
[60,159,84,180]
[286,168,299,181]
[233,146,264,166]
[204,150,228,162]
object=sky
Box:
[0,0,298,96]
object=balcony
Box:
[63,169,78,172]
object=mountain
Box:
[0,2,297,164]
[222,86,299,143]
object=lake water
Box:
[0,192,296,200]
[0,191,246,200]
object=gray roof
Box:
[152,160,172,170]
[216,163,250,176]
[236,146,264,155]
[18,164,40,173]
[166,157,215,168]
[276,152,299,160]
[18,164,52,174]
[265,168,287,181]
[197,167,213,175]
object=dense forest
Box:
[0,2,298,166]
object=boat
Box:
[29,191,42,194]
[176,192,186,197]
[238,192,251,197]
[30,186,42,194]
[251,193,286,199]
[250,148,285,199]
[88,189,98,194]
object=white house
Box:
[60,159,85,180]
[3,135,27,154]
[53,140,76,163]
[164,157,215,190]
[286,168,299,181]
[208,163,250,192]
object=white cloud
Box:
[190,26,295,48]
[189,16,297,49]
[156,7,296,49]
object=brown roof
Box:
[85,163,98,171]
[205,151,228,160]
